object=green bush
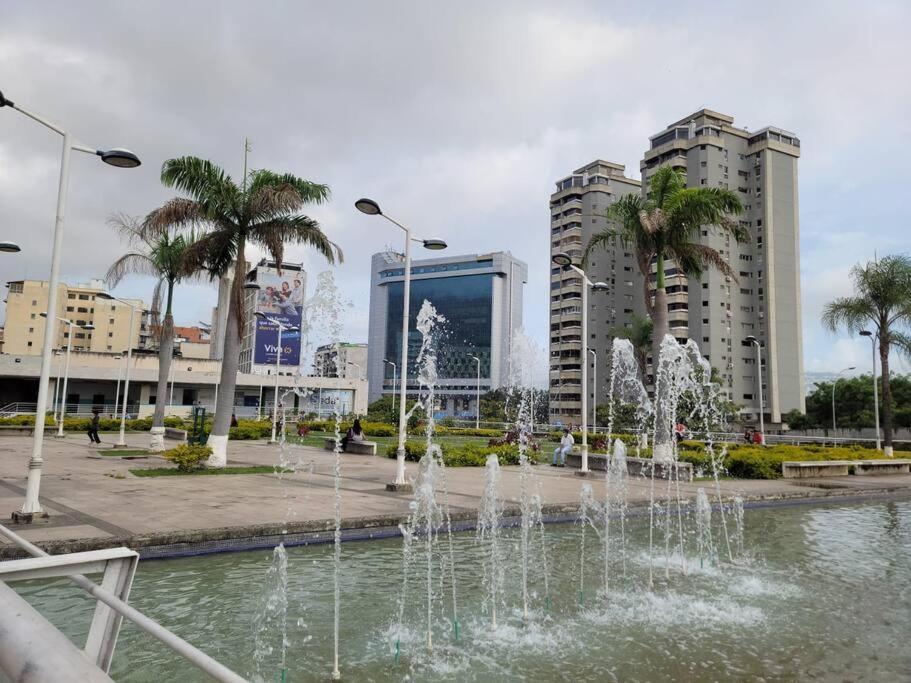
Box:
[229,419,273,440]
[162,443,212,471]
[384,440,540,467]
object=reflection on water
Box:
[12,498,911,682]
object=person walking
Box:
[87,409,102,444]
[552,427,574,467]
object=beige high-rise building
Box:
[548,161,643,423]
[548,109,804,425]
[2,279,143,355]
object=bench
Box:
[163,427,187,442]
[782,461,850,478]
[323,437,377,456]
[853,459,911,476]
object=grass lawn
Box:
[130,466,292,477]
[100,449,149,457]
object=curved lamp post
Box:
[97,293,144,447]
[383,359,397,414]
[355,197,447,492]
[744,335,765,445]
[859,330,882,451]
[552,252,609,475]
[255,311,299,443]
[39,313,94,437]
[469,354,481,430]
[831,366,856,447]
[3,90,139,522]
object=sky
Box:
[1,0,909,377]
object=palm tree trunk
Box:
[207,247,246,467]
[880,334,894,456]
[651,254,670,365]
[149,283,175,451]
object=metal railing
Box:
[0,524,247,682]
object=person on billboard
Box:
[276,281,298,316]
[291,278,304,305]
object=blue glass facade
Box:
[385,273,492,380]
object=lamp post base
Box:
[574,470,591,478]
[385,482,414,493]
[11,510,48,524]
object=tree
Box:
[586,165,744,461]
[608,314,652,384]
[105,217,200,451]
[479,387,549,426]
[822,255,911,456]
[585,165,745,363]
[785,374,911,432]
[147,157,342,466]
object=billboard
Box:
[253,269,304,366]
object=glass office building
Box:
[368,252,527,418]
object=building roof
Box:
[174,326,210,343]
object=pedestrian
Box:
[751,429,763,445]
[230,413,238,428]
[743,427,753,444]
[552,427,574,467]
[87,408,101,444]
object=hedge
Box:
[384,440,542,467]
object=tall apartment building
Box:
[368,251,527,417]
[548,161,643,423]
[639,109,804,422]
[549,110,803,424]
[313,342,368,380]
[2,279,143,355]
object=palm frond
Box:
[247,170,330,205]
[104,252,157,288]
[582,227,619,266]
[160,157,240,220]
[106,213,146,246]
[673,243,738,281]
[141,198,204,238]
[250,215,343,265]
[820,296,876,333]
[181,229,238,279]
[891,330,911,359]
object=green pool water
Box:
[11,496,911,682]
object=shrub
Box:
[384,440,541,467]
[229,420,273,440]
[162,444,212,471]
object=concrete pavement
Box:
[1,434,909,558]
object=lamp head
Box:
[81,323,95,331]
[243,282,261,291]
[859,330,872,337]
[552,252,573,267]
[745,335,758,345]
[0,241,20,253]
[95,292,114,301]
[591,281,610,291]
[422,239,447,251]
[98,148,141,168]
[355,198,382,216]
[254,311,266,319]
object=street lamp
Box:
[552,252,609,475]
[831,366,856,447]
[0,241,21,253]
[469,355,481,430]
[97,293,143,447]
[383,359,397,414]
[256,311,299,443]
[113,353,125,419]
[39,313,93,437]
[744,335,765,445]
[51,350,62,423]
[4,90,139,522]
[588,348,597,434]
[355,197,448,491]
[859,330,882,452]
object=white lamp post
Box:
[552,252,609,475]
[469,354,481,430]
[256,312,299,443]
[355,197,447,491]
[3,90,139,522]
[383,359,397,414]
[588,348,597,435]
[113,353,125,418]
[97,294,143,447]
[745,336,765,445]
[859,330,882,451]
[831,366,856,447]
[51,350,62,423]
[40,314,93,438]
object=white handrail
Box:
[0,524,247,683]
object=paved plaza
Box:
[1,433,910,558]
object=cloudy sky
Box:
[1,0,909,376]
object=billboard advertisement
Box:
[253,270,304,366]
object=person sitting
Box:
[341,418,365,452]
[552,428,574,467]
[674,421,687,443]
[744,427,754,444]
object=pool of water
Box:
[11,496,911,682]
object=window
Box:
[743,393,754,400]
[77,307,88,313]
[700,161,707,167]
[108,332,113,338]
[109,318,115,324]
[28,327,33,333]
[30,313,35,319]
[702,300,709,306]
[66,306,74,312]
[702,337,709,342]
[31,299,37,306]
[78,294,89,300]
[702,283,708,289]
[27,341,32,347]
[68,293,76,300]
[756,219,762,227]
[702,318,709,324]
[700,179,706,185]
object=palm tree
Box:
[585,165,746,364]
[608,313,652,383]
[822,255,911,456]
[105,217,200,451]
[145,157,342,466]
